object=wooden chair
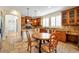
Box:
[41,30,58,53]
[26,31,38,53]
[40,28,49,43]
[40,28,47,33]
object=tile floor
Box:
[0,29,79,53]
[57,41,79,53]
[0,40,79,53]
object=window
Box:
[51,16,56,27]
[55,14,62,27]
[42,17,49,27]
[42,13,62,28]
[51,14,62,28]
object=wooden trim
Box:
[74,7,77,25]
[66,10,70,25]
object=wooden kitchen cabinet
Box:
[32,18,41,27]
[62,7,79,26]
[62,11,67,25]
[77,7,79,24]
[21,16,26,26]
[69,8,75,25]
[25,16,32,24]
[74,7,78,25]
[56,31,66,42]
[66,34,78,43]
[62,10,70,25]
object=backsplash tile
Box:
[62,26,79,33]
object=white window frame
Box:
[42,17,50,28]
[42,13,62,28]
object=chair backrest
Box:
[40,28,47,33]
[26,30,31,52]
[49,30,58,51]
[26,31,30,41]
[26,31,31,46]
[50,36,58,49]
[32,28,39,34]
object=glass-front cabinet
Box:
[62,10,70,25]
[77,7,79,24]
[69,8,74,25]
[62,11,67,25]
[62,7,79,26]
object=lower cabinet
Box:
[56,31,66,42]
[66,34,78,43]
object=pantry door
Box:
[5,15,19,42]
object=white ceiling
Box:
[0,6,74,17]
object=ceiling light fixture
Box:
[26,8,30,23]
[48,6,52,9]
[27,8,29,16]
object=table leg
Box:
[39,40,42,53]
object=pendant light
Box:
[27,8,29,16]
[27,8,30,23]
[33,9,37,19]
[34,9,37,19]
[33,9,38,26]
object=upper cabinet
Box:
[77,7,79,24]
[32,18,41,27]
[62,7,79,26]
[62,10,70,25]
[21,16,41,27]
[21,16,26,26]
[21,16,32,26]
[69,8,74,25]
[25,16,32,23]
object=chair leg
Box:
[27,46,29,52]
[27,46,31,53]
[29,46,31,53]
[55,49,57,53]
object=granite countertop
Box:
[56,29,79,35]
[66,32,78,36]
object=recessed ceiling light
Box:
[35,9,38,11]
[48,6,52,8]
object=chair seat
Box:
[41,44,54,53]
[41,45,49,52]
[31,41,38,46]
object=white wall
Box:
[0,9,21,42]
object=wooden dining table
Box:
[32,32,50,53]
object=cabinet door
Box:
[77,7,79,24]
[62,11,67,25]
[62,10,70,25]
[56,31,66,42]
[67,35,78,43]
[66,10,70,25]
[62,7,78,26]
[69,8,74,25]
[21,16,26,26]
